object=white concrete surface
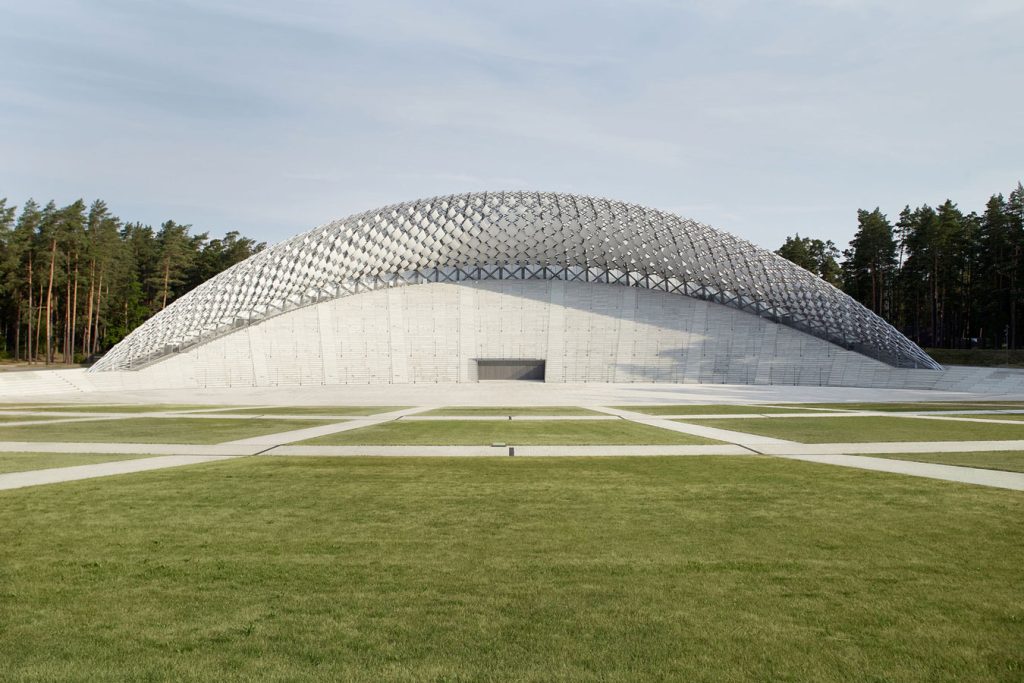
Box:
[593,406,796,449]
[79,281,919,388]
[757,440,1024,455]
[6,282,1024,394]
[222,407,433,446]
[6,378,1023,407]
[0,455,240,491]
[772,453,1024,491]
[272,444,751,457]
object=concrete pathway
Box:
[271,444,750,457]
[772,453,1024,491]
[0,455,240,491]
[757,440,1024,455]
[1,402,1023,492]
[399,415,618,421]
[592,407,796,449]
[10,378,1024,405]
[222,406,435,446]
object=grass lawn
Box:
[0,456,1021,681]
[421,406,601,416]
[300,419,716,446]
[679,415,1024,443]
[0,452,153,475]
[0,415,67,424]
[944,413,1024,422]
[779,401,1024,412]
[873,451,1024,474]
[1,404,225,413]
[617,404,820,416]
[204,406,406,416]
[0,418,333,444]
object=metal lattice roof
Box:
[91,191,939,372]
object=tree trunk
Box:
[70,257,79,365]
[45,238,56,365]
[162,259,170,309]
[93,268,104,355]
[83,260,95,357]
[26,255,33,364]
[35,283,43,363]
[64,256,72,364]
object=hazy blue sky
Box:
[2,0,1021,250]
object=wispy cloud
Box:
[0,0,1021,251]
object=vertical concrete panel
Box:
[613,286,637,382]
[318,303,338,385]
[458,285,477,382]
[130,280,935,388]
[387,287,409,384]
[545,280,566,383]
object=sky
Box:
[1,0,1022,251]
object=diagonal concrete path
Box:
[591,407,795,449]
[0,455,240,491]
[222,406,436,446]
[756,440,1024,455]
[1,402,1023,492]
[772,453,1024,491]
[270,444,751,457]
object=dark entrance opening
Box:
[476,359,546,381]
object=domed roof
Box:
[91,191,939,372]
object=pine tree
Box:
[843,208,897,316]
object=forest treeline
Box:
[0,197,264,364]
[777,182,1024,350]
[1,184,1022,365]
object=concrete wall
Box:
[10,280,1024,393]
[136,279,888,387]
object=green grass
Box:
[203,406,406,416]
[1,456,1021,681]
[420,406,601,416]
[0,452,152,474]
[680,415,1024,443]
[777,401,1024,412]
[873,451,1024,474]
[0,404,74,411]
[0,404,223,413]
[616,404,820,415]
[944,413,1024,422]
[301,419,716,446]
[0,418,334,444]
[0,415,67,424]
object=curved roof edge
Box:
[91,191,940,372]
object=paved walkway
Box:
[757,440,1024,455]
[772,453,1024,491]
[222,407,434,446]
[271,444,751,457]
[592,407,796,449]
[1,401,1023,492]
[11,380,1024,406]
[0,455,239,491]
